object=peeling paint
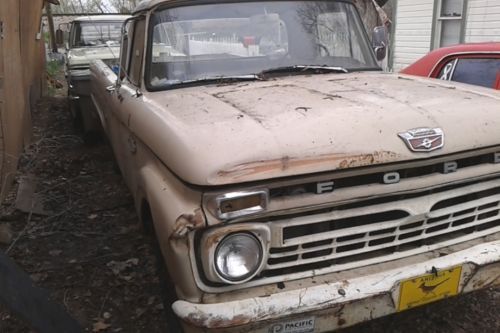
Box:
[186,313,251,329]
[217,151,400,182]
[212,92,266,125]
[175,241,500,331]
[203,223,256,249]
[171,208,205,239]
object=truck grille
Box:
[261,180,500,278]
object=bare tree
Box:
[52,0,117,14]
[108,0,138,13]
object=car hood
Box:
[68,46,120,68]
[134,72,500,186]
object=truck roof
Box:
[72,15,130,23]
[133,0,354,14]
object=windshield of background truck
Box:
[148,1,379,88]
[71,21,122,47]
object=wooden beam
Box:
[0,0,26,201]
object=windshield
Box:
[147,1,379,89]
[72,21,123,47]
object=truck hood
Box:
[68,46,120,68]
[136,72,500,186]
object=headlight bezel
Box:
[200,225,270,285]
[214,232,263,282]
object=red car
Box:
[401,42,500,90]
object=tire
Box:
[70,100,84,132]
[153,243,184,333]
[82,130,102,146]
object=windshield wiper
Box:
[258,65,348,78]
[165,75,263,88]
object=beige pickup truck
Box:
[90,0,500,332]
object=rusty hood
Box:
[136,72,500,186]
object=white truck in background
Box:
[61,15,129,142]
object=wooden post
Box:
[0,0,27,201]
[0,18,5,190]
[19,0,45,147]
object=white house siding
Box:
[392,0,435,72]
[464,0,500,42]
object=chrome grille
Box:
[261,180,500,278]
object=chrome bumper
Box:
[174,240,500,332]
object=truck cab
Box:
[90,1,500,332]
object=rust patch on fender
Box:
[171,208,205,239]
[217,151,400,182]
[186,313,251,329]
[471,263,500,289]
[204,224,254,249]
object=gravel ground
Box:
[0,91,499,333]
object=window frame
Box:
[127,17,147,88]
[431,0,468,50]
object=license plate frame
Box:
[398,266,462,311]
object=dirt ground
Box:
[0,83,499,333]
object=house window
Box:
[434,0,466,49]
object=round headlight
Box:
[215,233,263,282]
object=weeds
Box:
[46,60,64,96]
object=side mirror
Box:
[59,23,70,31]
[56,29,64,46]
[372,26,388,61]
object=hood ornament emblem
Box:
[398,127,444,152]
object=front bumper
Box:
[174,240,500,332]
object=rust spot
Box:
[212,92,265,125]
[295,106,312,112]
[217,151,400,181]
[204,224,253,249]
[185,313,251,329]
[337,318,346,326]
[473,275,500,289]
[323,94,342,100]
[209,314,251,328]
[281,156,290,170]
[171,208,205,239]
[397,75,413,81]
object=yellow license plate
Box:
[398,266,462,311]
